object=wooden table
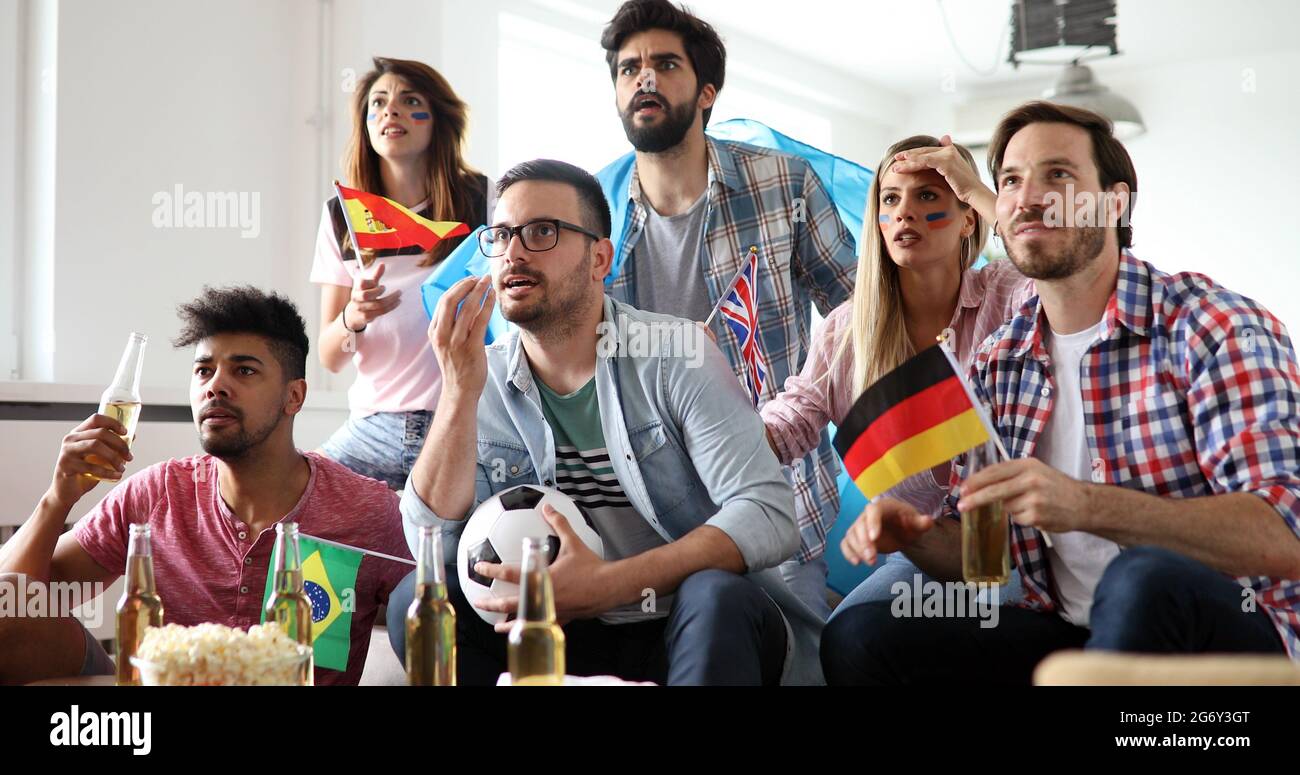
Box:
[26,675,117,687]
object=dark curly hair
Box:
[173,286,309,381]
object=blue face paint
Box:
[925,211,952,230]
[879,214,890,224]
[411,112,432,121]
[367,112,378,122]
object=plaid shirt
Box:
[608,138,858,562]
[942,251,1300,658]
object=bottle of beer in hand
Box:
[89,332,147,481]
[406,525,456,686]
[507,537,566,686]
[116,523,164,685]
[265,522,314,682]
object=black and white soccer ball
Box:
[457,484,604,625]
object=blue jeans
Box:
[780,555,831,621]
[320,410,432,491]
[821,546,1286,685]
[388,567,788,685]
[828,553,1025,622]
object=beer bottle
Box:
[405,525,456,685]
[115,523,164,685]
[265,522,315,683]
[507,537,565,686]
[89,332,147,481]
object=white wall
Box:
[915,47,1300,333]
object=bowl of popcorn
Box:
[130,623,313,686]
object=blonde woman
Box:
[761,135,1033,614]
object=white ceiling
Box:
[626,0,1300,97]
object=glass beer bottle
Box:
[406,526,456,686]
[116,523,164,685]
[961,440,1012,584]
[265,522,314,683]
[507,537,565,686]
[89,332,147,481]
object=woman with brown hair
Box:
[762,134,1033,614]
[311,57,488,490]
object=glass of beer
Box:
[961,441,1011,584]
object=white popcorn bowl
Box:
[131,645,313,686]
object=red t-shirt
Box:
[73,451,412,686]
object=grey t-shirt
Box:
[632,190,712,321]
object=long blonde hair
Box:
[832,135,988,396]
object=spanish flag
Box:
[333,181,469,253]
[833,344,993,500]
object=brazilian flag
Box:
[261,537,363,671]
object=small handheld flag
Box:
[833,343,998,501]
[333,181,469,255]
[706,246,769,406]
[261,535,363,672]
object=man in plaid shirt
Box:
[599,0,857,619]
[823,101,1300,685]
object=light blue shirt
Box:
[401,295,824,683]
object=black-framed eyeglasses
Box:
[478,218,600,257]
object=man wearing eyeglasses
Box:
[386,158,824,685]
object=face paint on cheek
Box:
[925,211,953,230]
[366,112,378,122]
[878,214,891,225]
[410,112,432,121]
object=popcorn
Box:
[133,623,310,685]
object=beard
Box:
[1003,206,1107,281]
[620,92,697,154]
[197,405,282,460]
[500,252,595,338]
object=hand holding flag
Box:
[346,261,401,330]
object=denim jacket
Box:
[400,295,825,684]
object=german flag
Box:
[333,181,470,253]
[833,344,991,500]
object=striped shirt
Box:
[942,252,1300,659]
[608,138,859,562]
[536,377,669,623]
[762,258,1034,518]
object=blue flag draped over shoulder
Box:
[594,117,875,286]
[419,225,510,344]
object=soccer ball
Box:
[457,484,604,625]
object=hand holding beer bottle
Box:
[47,413,135,508]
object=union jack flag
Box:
[717,247,769,406]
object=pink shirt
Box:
[74,451,413,686]
[311,202,444,418]
[762,259,1034,517]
